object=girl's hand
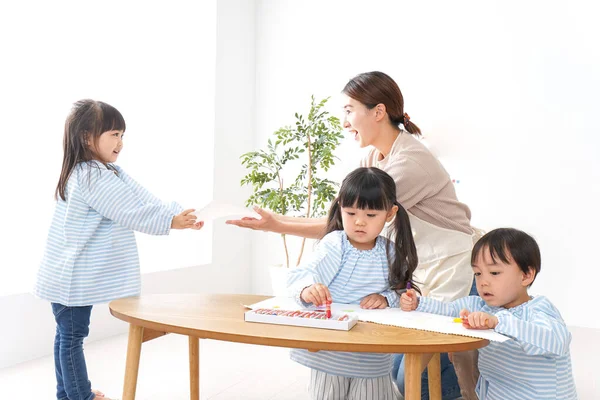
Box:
[226,206,282,232]
[191,221,204,230]
[400,289,418,311]
[171,209,199,230]
[300,283,332,306]
[460,309,498,329]
[360,293,388,309]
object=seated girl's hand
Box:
[226,206,281,232]
[300,283,332,306]
[400,289,418,311]
[360,293,388,309]
[460,309,498,330]
[171,209,199,230]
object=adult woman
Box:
[228,71,479,400]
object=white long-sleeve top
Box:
[286,230,399,378]
[34,161,182,306]
[417,295,577,399]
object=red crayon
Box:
[326,300,332,319]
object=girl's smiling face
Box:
[91,130,124,163]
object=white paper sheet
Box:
[192,200,260,221]
[246,297,510,342]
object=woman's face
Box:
[342,95,378,148]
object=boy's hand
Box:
[171,209,201,230]
[360,293,388,309]
[460,309,498,329]
[400,289,418,311]
[300,283,332,306]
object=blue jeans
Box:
[52,303,95,400]
[392,279,478,400]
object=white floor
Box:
[0,334,310,400]
[0,326,598,399]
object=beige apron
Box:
[406,213,481,302]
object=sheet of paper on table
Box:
[245,297,510,342]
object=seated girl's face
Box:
[340,203,397,251]
[472,247,535,309]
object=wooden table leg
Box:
[189,336,199,400]
[122,324,144,400]
[427,353,442,400]
[404,353,422,400]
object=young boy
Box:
[401,228,577,400]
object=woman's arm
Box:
[226,207,327,239]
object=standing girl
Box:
[34,99,203,400]
[287,167,418,400]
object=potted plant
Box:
[240,96,344,289]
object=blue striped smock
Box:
[34,161,182,306]
[286,230,399,378]
[417,295,577,400]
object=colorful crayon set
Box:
[245,306,358,331]
[251,308,350,321]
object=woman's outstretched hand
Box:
[226,206,281,233]
[171,209,204,230]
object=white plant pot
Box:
[269,264,289,296]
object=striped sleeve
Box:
[77,164,175,235]
[114,165,183,215]
[494,308,571,357]
[417,295,485,317]
[380,289,399,308]
[287,231,343,306]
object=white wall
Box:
[0,0,256,369]
[0,1,216,297]
[252,0,600,329]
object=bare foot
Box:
[92,389,105,397]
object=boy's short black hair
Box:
[471,228,541,286]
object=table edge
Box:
[109,307,490,354]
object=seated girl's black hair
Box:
[324,167,419,293]
[471,228,541,286]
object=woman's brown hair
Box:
[342,71,421,136]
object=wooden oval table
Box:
[109,294,488,400]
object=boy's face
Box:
[472,246,535,309]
